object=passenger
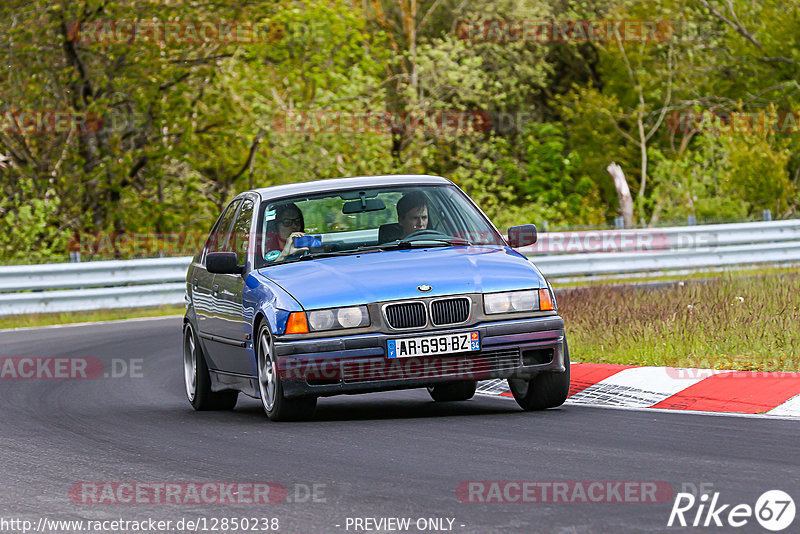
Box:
[396,191,429,238]
[264,203,307,261]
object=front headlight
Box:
[484,289,554,314]
[307,305,370,332]
[308,309,336,331]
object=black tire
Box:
[256,322,317,421]
[427,380,478,402]
[508,337,571,411]
[183,322,238,411]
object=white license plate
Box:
[387,332,480,359]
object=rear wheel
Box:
[427,380,477,402]
[256,322,317,421]
[183,323,238,411]
[508,338,571,411]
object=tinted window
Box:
[206,199,241,254]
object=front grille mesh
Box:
[384,302,426,329]
[431,298,470,325]
[340,348,522,383]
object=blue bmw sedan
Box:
[183,175,569,420]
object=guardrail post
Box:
[614,216,625,229]
[69,252,81,263]
[763,209,772,221]
[687,215,696,226]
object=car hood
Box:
[257,246,546,310]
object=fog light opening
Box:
[522,348,554,366]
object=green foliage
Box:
[722,131,795,216]
[649,136,749,223]
[650,115,796,222]
[0,179,67,261]
[556,85,638,207]
[1,0,800,262]
[520,122,606,226]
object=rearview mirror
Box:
[339,190,379,200]
[206,252,244,274]
[507,224,537,248]
[342,198,386,214]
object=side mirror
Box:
[206,252,244,274]
[507,224,537,248]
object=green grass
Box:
[0,305,185,330]
[550,263,800,289]
[560,272,800,371]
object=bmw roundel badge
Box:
[417,284,432,292]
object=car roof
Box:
[252,175,453,201]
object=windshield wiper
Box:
[293,249,377,261]
[404,237,472,246]
[280,238,474,262]
[359,237,472,252]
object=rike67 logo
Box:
[668,490,795,531]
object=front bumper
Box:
[274,315,566,398]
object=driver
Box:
[264,203,307,261]
[397,191,429,238]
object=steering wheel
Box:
[402,229,446,240]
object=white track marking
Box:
[475,389,800,420]
[567,366,714,407]
[767,393,800,417]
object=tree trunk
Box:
[607,162,634,228]
[637,117,647,198]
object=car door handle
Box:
[212,284,219,296]
[193,278,199,290]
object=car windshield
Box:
[256,184,505,267]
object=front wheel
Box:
[508,338,571,411]
[427,380,477,402]
[183,323,238,411]
[256,322,317,421]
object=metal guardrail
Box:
[0,283,185,316]
[0,256,192,292]
[520,219,800,255]
[1,219,799,316]
[532,241,800,277]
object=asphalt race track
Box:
[1,317,799,534]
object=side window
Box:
[228,198,255,264]
[206,199,241,255]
